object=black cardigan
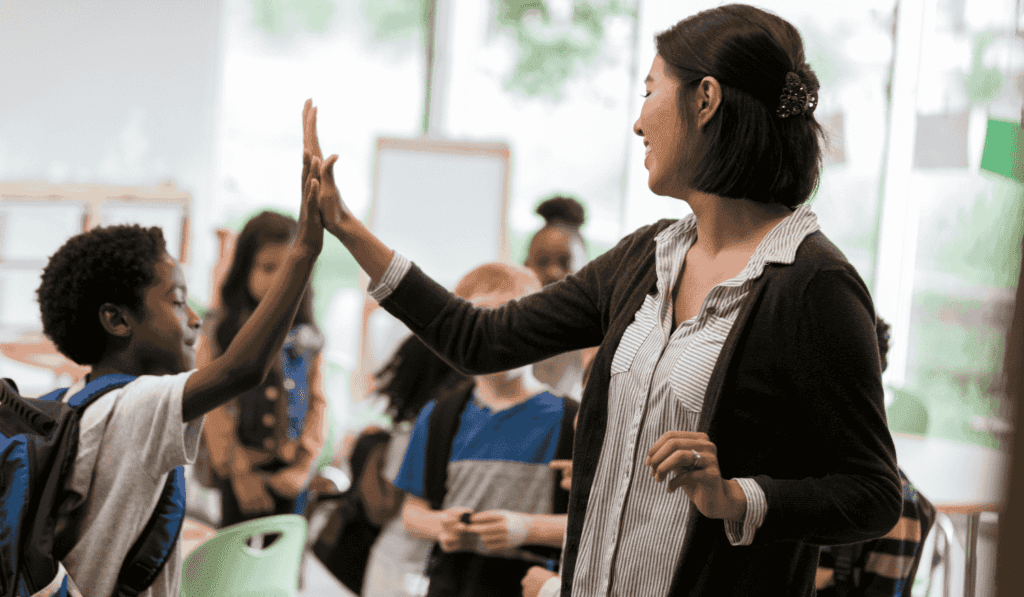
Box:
[379,220,902,596]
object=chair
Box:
[181,514,307,597]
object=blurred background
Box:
[0,0,1021,593]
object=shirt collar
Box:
[652,203,820,291]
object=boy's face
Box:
[471,287,527,384]
[128,254,202,375]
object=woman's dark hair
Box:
[374,336,470,424]
[655,3,824,207]
[214,210,316,353]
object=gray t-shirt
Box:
[61,371,202,597]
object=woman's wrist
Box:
[722,479,748,522]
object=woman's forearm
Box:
[328,207,393,287]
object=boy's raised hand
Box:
[297,147,324,255]
[301,99,393,284]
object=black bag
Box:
[0,375,185,597]
[311,428,391,595]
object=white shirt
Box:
[61,371,202,597]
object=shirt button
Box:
[262,414,275,426]
[283,378,296,391]
[265,387,279,401]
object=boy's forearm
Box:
[182,246,317,422]
[526,514,567,547]
[402,497,443,542]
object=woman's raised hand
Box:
[300,99,394,284]
[301,99,352,238]
[645,431,747,521]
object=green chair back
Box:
[182,514,307,597]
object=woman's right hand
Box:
[302,99,350,238]
[302,99,393,283]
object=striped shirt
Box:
[370,205,822,597]
[569,204,820,596]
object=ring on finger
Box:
[692,449,702,469]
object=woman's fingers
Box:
[653,449,703,481]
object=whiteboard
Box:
[368,137,511,289]
[351,137,511,399]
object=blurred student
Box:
[361,336,470,597]
[392,263,576,597]
[199,210,330,526]
[525,196,596,400]
[31,149,324,596]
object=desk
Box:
[891,433,1006,597]
[0,330,90,381]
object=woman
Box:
[301,4,901,595]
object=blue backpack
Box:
[0,374,186,597]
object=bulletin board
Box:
[352,136,512,400]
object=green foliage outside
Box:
[965,32,1004,105]
[360,0,637,99]
[251,0,338,36]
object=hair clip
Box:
[776,71,818,119]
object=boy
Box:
[389,263,575,597]
[32,147,325,596]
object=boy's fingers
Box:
[468,511,504,523]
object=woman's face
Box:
[525,227,582,286]
[248,241,289,303]
[634,54,691,198]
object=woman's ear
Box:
[98,303,134,339]
[695,76,723,129]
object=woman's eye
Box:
[641,91,651,98]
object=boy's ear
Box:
[98,303,134,339]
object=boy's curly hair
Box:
[37,224,168,365]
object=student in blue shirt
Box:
[393,262,574,597]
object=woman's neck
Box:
[474,368,541,412]
[685,190,792,257]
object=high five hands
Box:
[645,431,747,522]
[301,99,393,283]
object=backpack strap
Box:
[423,382,475,511]
[62,374,139,409]
[830,542,864,597]
[48,374,186,595]
[551,396,578,515]
[112,467,186,597]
